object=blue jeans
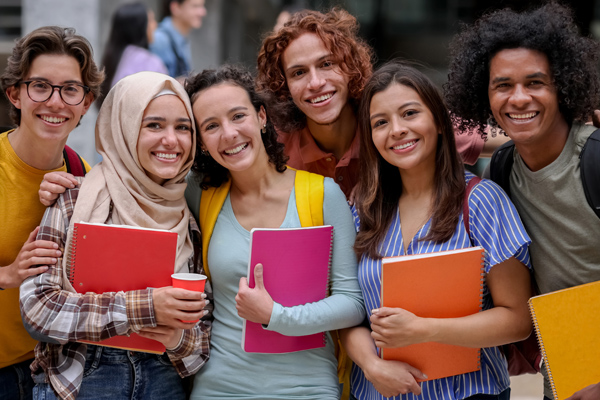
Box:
[0,358,35,400]
[33,346,185,400]
[349,388,511,400]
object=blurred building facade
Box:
[1,0,598,161]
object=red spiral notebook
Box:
[380,246,485,380]
[242,225,333,353]
[67,222,177,354]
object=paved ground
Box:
[510,373,545,400]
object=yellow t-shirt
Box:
[0,130,91,369]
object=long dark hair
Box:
[354,61,465,260]
[185,65,288,188]
[98,2,149,109]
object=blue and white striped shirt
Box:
[351,172,531,400]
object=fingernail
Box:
[203,310,209,315]
[372,309,379,314]
[205,300,210,306]
[56,250,61,256]
[201,293,207,299]
[51,258,57,263]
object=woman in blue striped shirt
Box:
[341,61,533,400]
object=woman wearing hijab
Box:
[20,71,212,400]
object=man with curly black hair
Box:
[445,3,600,399]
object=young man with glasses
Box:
[0,26,103,400]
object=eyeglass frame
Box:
[19,80,91,106]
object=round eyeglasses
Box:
[20,80,90,106]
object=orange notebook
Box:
[528,280,600,400]
[242,226,333,353]
[68,222,178,354]
[380,246,485,380]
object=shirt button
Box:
[337,176,344,181]
[326,158,332,162]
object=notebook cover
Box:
[68,222,178,354]
[242,225,333,353]
[380,246,485,381]
[528,280,600,400]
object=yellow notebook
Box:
[528,280,600,399]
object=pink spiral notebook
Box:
[242,225,333,353]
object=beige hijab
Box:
[62,72,196,290]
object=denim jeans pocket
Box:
[82,346,104,378]
[156,353,173,367]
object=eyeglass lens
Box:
[27,81,86,105]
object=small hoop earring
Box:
[200,149,209,156]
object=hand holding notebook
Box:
[380,246,486,381]
[241,225,333,353]
[236,263,275,326]
[370,307,429,349]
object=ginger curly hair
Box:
[256,8,373,133]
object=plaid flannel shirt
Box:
[20,183,212,400]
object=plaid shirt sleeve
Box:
[165,216,212,377]
[20,185,156,345]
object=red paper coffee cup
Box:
[171,273,207,292]
[171,273,207,323]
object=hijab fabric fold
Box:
[62,71,196,292]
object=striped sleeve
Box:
[467,178,531,271]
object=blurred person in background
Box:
[98,2,167,109]
[151,0,207,79]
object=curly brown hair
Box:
[1,26,104,126]
[256,8,374,133]
[185,65,288,189]
[445,1,600,133]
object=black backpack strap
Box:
[489,140,515,197]
[62,145,86,177]
[580,128,600,219]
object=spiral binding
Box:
[324,226,334,345]
[528,302,557,399]
[66,224,78,284]
[477,252,486,369]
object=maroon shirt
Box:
[278,126,360,198]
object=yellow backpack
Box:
[198,169,352,399]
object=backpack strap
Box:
[489,140,515,197]
[199,179,231,281]
[162,27,189,77]
[293,169,324,227]
[463,176,481,241]
[580,128,600,219]
[63,145,86,177]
